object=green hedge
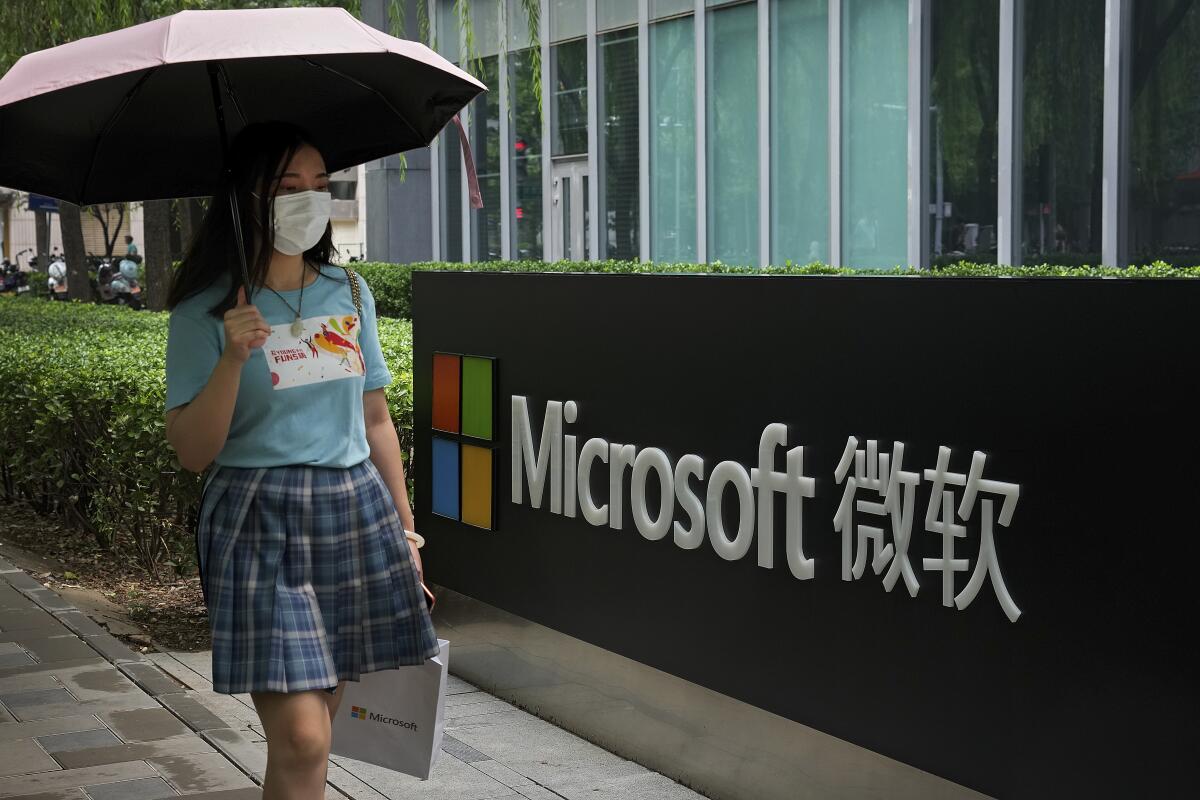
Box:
[0,297,414,576]
[350,259,1200,320]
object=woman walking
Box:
[163,121,438,799]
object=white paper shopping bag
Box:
[331,639,450,780]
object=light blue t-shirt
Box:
[165,264,392,469]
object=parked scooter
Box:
[0,258,30,297]
[95,256,143,309]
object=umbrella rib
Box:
[296,56,425,146]
[217,62,250,126]
[79,67,157,204]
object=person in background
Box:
[125,234,138,257]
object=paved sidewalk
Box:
[0,556,707,800]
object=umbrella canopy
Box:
[0,6,486,206]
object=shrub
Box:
[350,259,1200,319]
[0,297,414,577]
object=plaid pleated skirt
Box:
[196,458,440,695]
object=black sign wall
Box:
[413,272,1199,799]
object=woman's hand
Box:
[221,286,271,364]
[408,537,424,582]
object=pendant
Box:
[290,316,304,337]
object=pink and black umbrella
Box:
[0,6,485,288]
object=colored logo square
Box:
[351,706,367,719]
[431,352,498,531]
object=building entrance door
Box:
[551,159,588,262]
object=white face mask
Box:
[271,190,331,255]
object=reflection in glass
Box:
[471,56,502,261]
[842,0,908,269]
[1022,0,1104,265]
[600,28,640,260]
[509,48,544,260]
[553,40,588,156]
[928,0,998,265]
[1130,1,1200,266]
[707,2,758,266]
[650,16,697,262]
[771,0,828,265]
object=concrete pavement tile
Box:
[469,759,536,789]
[157,694,230,733]
[445,709,530,730]
[0,702,14,722]
[513,787,567,800]
[0,715,106,744]
[146,654,211,692]
[55,666,142,703]
[0,659,105,681]
[0,738,60,778]
[0,652,35,669]
[20,591,73,614]
[147,753,256,794]
[547,771,706,800]
[118,663,187,697]
[441,734,490,763]
[1,571,46,593]
[189,690,260,730]
[21,638,96,665]
[513,762,650,797]
[163,652,214,682]
[323,762,389,800]
[0,674,59,694]
[83,776,179,800]
[0,687,76,711]
[449,716,626,777]
[447,675,479,695]
[54,735,215,769]
[0,584,26,609]
[0,609,62,634]
[51,612,106,639]
[330,751,517,800]
[446,700,520,720]
[102,708,192,743]
[167,790,260,799]
[201,728,266,781]
[81,633,146,665]
[11,692,160,723]
[446,691,500,707]
[0,760,157,798]
[35,728,121,753]
[0,642,24,656]
[0,790,85,800]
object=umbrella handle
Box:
[452,114,483,210]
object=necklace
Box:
[263,266,310,337]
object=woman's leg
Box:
[251,690,334,800]
[323,681,348,724]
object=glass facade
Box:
[552,40,588,157]
[842,0,908,269]
[509,48,544,260]
[600,28,640,260]
[429,1,1197,270]
[1022,0,1104,265]
[706,1,758,266]
[649,14,697,262]
[771,0,828,265]
[929,0,999,265]
[471,56,502,261]
[1129,0,1200,267]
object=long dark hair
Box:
[166,121,339,316]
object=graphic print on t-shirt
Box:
[264,313,365,390]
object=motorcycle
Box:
[0,258,31,297]
[95,256,143,309]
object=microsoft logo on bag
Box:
[350,704,419,730]
[431,352,499,530]
[350,705,368,720]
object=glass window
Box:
[842,0,908,269]
[436,0,460,61]
[706,1,758,266]
[471,56,502,261]
[928,0,998,265]
[470,0,502,58]
[552,40,588,156]
[651,0,694,20]
[507,0,534,50]
[509,48,544,260]
[650,15,697,262]
[1129,1,1200,266]
[771,0,828,266]
[599,0,639,31]
[552,0,586,42]
[599,27,640,260]
[439,126,463,262]
[1021,0,1104,265]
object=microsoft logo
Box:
[350,705,368,720]
[431,352,498,530]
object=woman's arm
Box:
[363,388,423,578]
[165,354,245,472]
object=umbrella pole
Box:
[206,62,254,300]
